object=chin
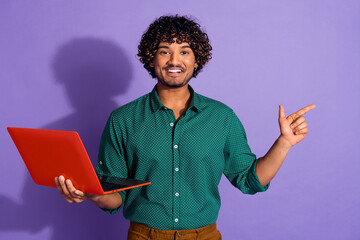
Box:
[159,78,191,88]
[158,75,191,88]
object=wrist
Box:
[277,135,293,151]
[87,193,102,203]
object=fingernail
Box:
[290,124,294,129]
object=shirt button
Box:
[170,123,174,127]
[175,193,179,197]
[99,161,103,165]
[174,145,178,149]
[175,218,179,222]
[175,168,179,172]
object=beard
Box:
[157,76,192,88]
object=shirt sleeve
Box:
[95,111,128,214]
[223,111,269,194]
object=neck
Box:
[156,82,192,120]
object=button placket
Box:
[172,116,181,228]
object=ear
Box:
[194,62,198,68]
[149,60,154,68]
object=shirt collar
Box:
[150,84,203,113]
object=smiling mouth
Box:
[164,67,184,77]
[167,69,182,73]
[164,65,185,73]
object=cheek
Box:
[188,61,197,70]
[153,58,167,69]
[154,64,163,72]
[186,56,197,68]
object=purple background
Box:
[1,1,359,239]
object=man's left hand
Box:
[278,104,316,147]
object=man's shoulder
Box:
[195,92,234,114]
[111,92,150,117]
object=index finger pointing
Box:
[288,104,316,120]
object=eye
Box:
[181,51,190,55]
[159,50,169,55]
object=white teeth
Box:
[168,69,181,73]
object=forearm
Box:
[256,136,292,186]
[89,192,123,209]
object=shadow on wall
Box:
[0,38,133,240]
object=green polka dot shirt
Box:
[96,85,269,230]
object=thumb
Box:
[279,105,286,121]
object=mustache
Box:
[163,65,185,71]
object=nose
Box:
[168,52,181,66]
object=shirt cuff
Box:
[100,191,126,215]
[247,159,270,192]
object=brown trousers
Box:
[127,222,222,240]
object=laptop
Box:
[7,127,151,195]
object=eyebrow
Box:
[157,45,191,50]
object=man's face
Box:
[150,40,198,88]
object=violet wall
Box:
[1,1,359,239]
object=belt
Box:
[128,221,218,239]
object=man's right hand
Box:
[54,176,123,209]
[55,175,99,203]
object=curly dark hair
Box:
[138,15,212,78]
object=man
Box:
[55,15,315,239]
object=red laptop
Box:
[7,127,151,195]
